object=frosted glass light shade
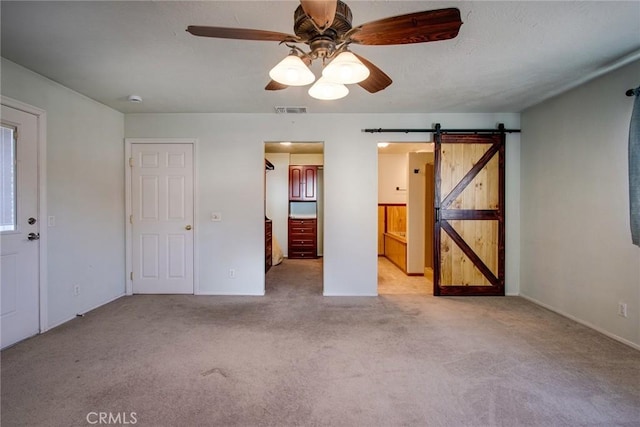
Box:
[269,55,315,86]
[308,77,349,100]
[322,51,370,84]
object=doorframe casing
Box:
[0,96,48,332]
[124,138,199,295]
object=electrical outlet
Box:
[229,269,235,279]
[73,285,80,296]
[618,302,628,318]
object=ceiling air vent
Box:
[274,106,307,114]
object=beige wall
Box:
[378,154,407,204]
[127,112,520,296]
[407,152,433,274]
[521,59,640,348]
[1,59,125,328]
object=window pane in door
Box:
[0,125,16,232]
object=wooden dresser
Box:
[288,218,317,259]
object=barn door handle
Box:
[435,208,440,222]
[28,232,40,241]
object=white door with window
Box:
[131,143,194,294]
[1,105,40,348]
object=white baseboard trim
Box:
[323,293,378,297]
[196,291,265,296]
[520,293,640,351]
[46,293,126,331]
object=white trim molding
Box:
[0,96,48,332]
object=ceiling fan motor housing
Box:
[294,0,353,59]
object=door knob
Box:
[28,232,40,241]
[185,225,192,231]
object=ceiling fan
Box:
[187,1,462,100]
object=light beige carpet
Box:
[2,258,639,426]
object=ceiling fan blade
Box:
[300,0,338,31]
[265,80,289,91]
[353,53,392,93]
[349,8,462,45]
[187,26,300,43]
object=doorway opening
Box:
[377,142,434,295]
[264,141,324,295]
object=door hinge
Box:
[129,214,133,224]
[129,157,134,167]
[130,272,133,281]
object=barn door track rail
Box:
[363,123,521,134]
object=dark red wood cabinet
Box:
[288,165,318,258]
[288,218,317,259]
[265,219,272,272]
[289,165,317,201]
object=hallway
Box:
[377,257,432,295]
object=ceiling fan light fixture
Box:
[308,77,349,100]
[269,54,315,86]
[322,51,370,85]
[188,6,463,96]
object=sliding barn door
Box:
[434,133,505,296]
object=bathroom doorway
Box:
[377,142,434,295]
[264,141,324,295]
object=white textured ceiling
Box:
[2,1,639,114]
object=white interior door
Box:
[1,105,40,348]
[131,143,194,294]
